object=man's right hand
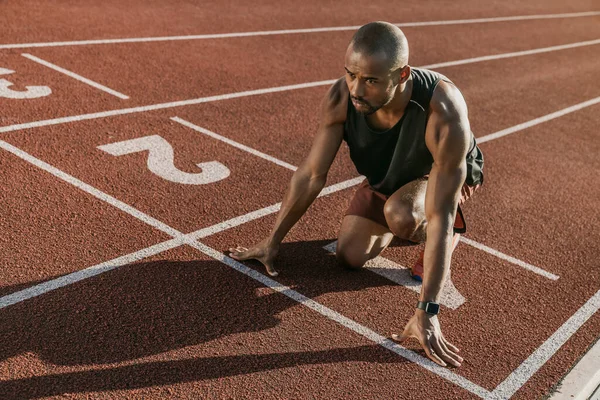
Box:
[228,239,280,276]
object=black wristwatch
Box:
[417,301,440,315]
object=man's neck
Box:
[367,77,413,130]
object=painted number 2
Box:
[0,67,52,99]
[98,135,230,185]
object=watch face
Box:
[425,303,440,315]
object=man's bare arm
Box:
[229,78,348,275]
[421,80,470,303]
[393,81,470,368]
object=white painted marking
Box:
[98,135,230,185]
[549,336,600,400]
[460,237,559,280]
[489,289,600,400]
[1,38,598,134]
[323,241,466,309]
[0,68,15,75]
[21,53,129,99]
[0,78,51,99]
[0,238,185,309]
[187,240,491,399]
[1,11,598,49]
[171,117,298,171]
[477,96,600,144]
[0,140,181,237]
[422,39,600,70]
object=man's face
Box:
[344,46,400,115]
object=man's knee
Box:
[335,243,369,270]
[383,201,424,241]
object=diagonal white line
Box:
[21,53,129,99]
[1,38,599,135]
[0,238,185,309]
[460,237,559,280]
[0,11,598,49]
[171,117,298,171]
[488,289,600,400]
[0,80,336,134]
[477,96,600,144]
[187,240,491,398]
[0,140,180,237]
[422,39,600,70]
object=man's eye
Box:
[366,79,376,84]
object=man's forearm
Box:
[420,215,455,302]
[268,169,327,245]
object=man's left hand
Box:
[392,310,463,367]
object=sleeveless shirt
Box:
[343,67,484,196]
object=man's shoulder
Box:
[426,80,471,158]
[429,80,467,123]
[320,78,349,126]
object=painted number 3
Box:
[0,67,52,99]
[98,135,230,185]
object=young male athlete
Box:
[229,21,484,367]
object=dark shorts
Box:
[344,179,475,234]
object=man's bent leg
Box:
[336,215,394,270]
[383,178,428,243]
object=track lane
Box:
[1,1,597,44]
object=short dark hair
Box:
[349,21,409,70]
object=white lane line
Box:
[187,240,491,399]
[0,80,336,134]
[21,53,129,99]
[423,38,600,70]
[0,140,181,237]
[171,117,298,171]
[0,238,184,309]
[460,237,559,280]
[174,116,560,280]
[477,96,600,144]
[1,11,598,49]
[0,176,363,309]
[489,289,600,400]
[323,241,466,310]
[1,37,599,134]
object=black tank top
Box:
[343,67,484,196]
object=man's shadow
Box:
[0,239,414,399]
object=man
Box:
[229,21,484,368]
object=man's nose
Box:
[351,79,365,98]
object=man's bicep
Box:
[425,118,469,219]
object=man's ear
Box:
[391,65,410,85]
[399,65,411,83]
